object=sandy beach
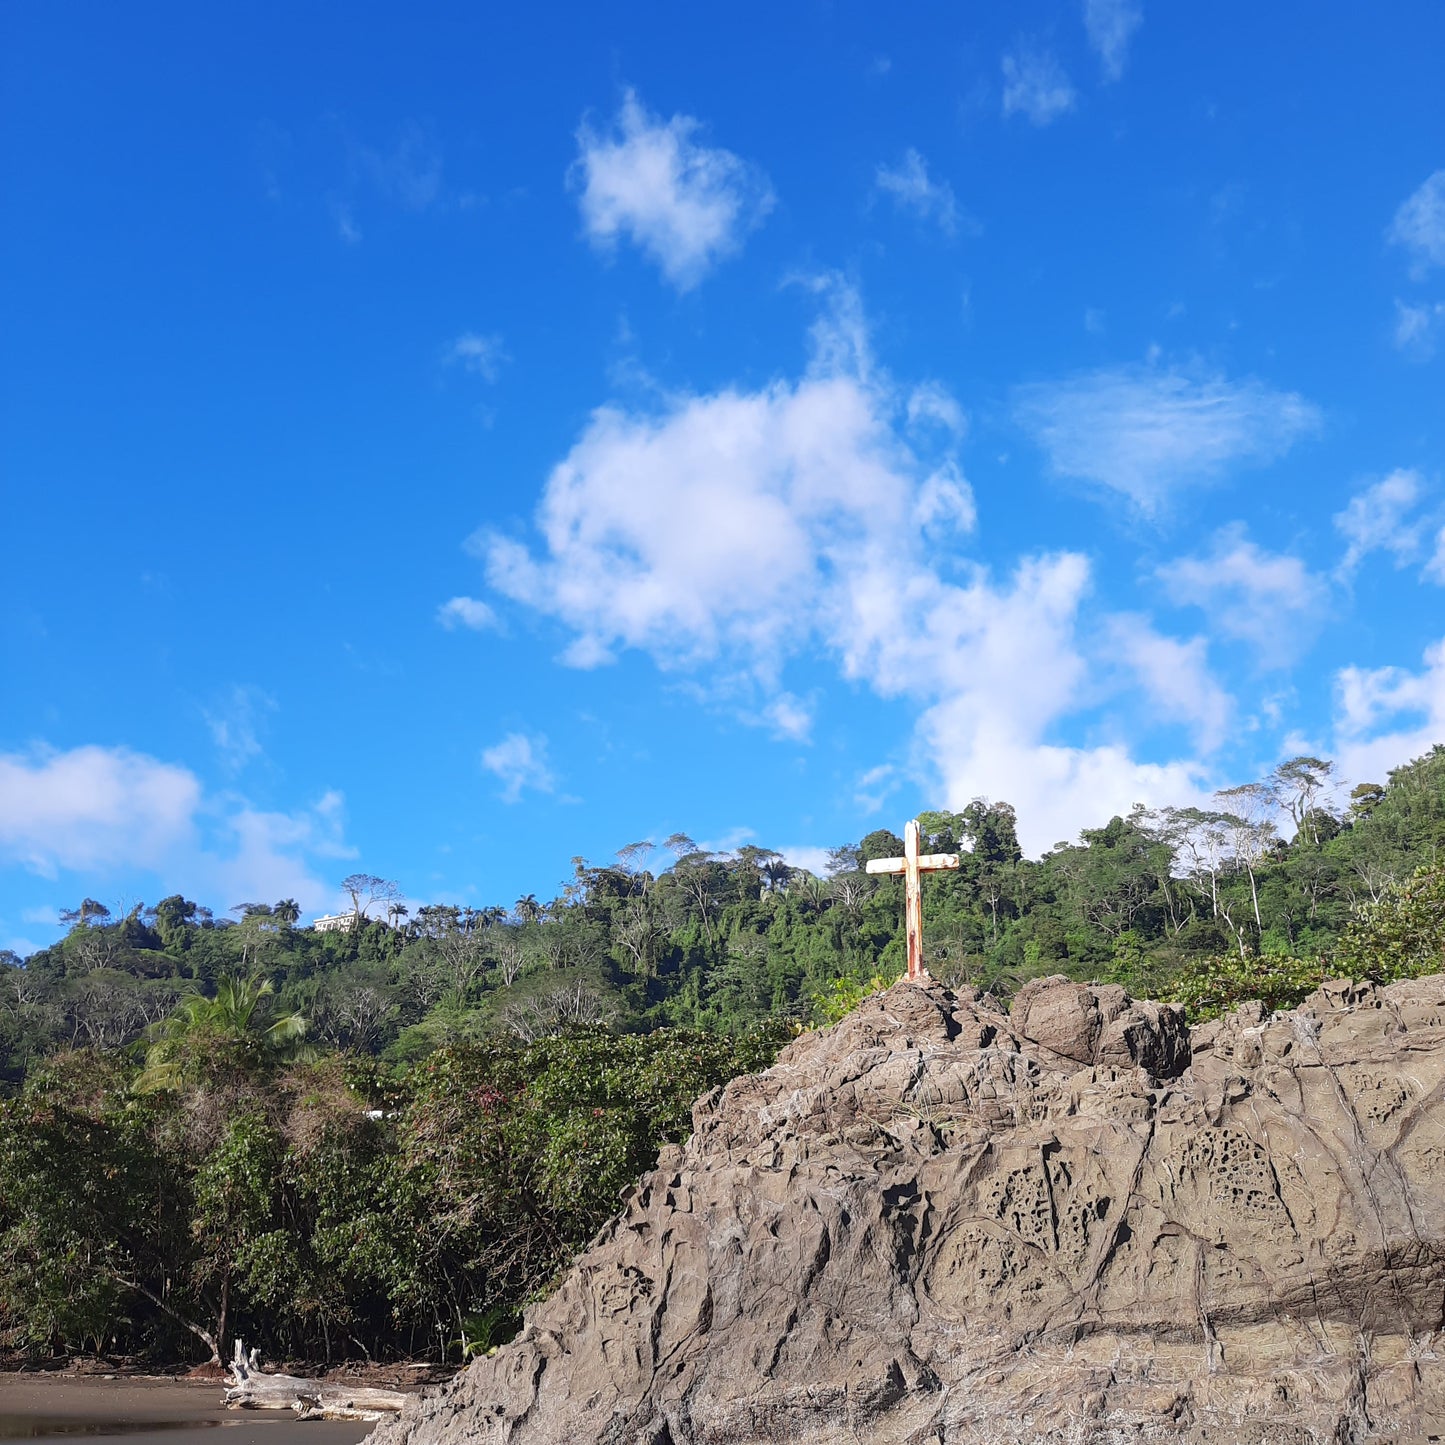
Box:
[0,1377,379,1445]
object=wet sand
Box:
[0,1377,379,1445]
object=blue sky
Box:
[3,2,1444,951]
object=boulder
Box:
[372,974,1445,1444]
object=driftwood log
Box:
[224,1339,409,1421]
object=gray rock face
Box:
[373,975,1445,1444]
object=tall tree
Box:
[1271,756,1337,847]
[340,874,402,929]
[1215,782,1280,935]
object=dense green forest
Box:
[2,747,1443,1368]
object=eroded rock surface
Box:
[374,975,1445,1444]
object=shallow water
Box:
[0,1417,220,1439]
[0,1380,375,1445]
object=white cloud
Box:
[1388,170,1445,276]
[1105,614,1232,751]
[776,845,833,877]
[931,722,1208,854]
[571,89,774,290]
[1157,525,1329,666]
[1083,0,1144,82]
[841,549,1213,850]
[482,286,1227,855]
[875,149,960,236]
[204,685,275,772]
[437,595,499,631]
[1394,299,1445,359]
[484,284,964,675]
[482,732,556,803]
[446,332,509,383]
[1334,468,1426,577]
[1014,363,1319,514]
[1332,637,1445,785]
[0,745,200,877]
[0,744,349,910]
[1001,48,1077,127]
[214,792,355,910]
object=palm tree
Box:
[273,898,301,926]
[136,975,307,1092]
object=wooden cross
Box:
[864,818,959,982]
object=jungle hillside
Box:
[2,747,1443,1370]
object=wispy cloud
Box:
[874,149,960,236]
[356,122,443,212]
[1157,525,1329,666]
[906,382,967,437]
[333,203,361,245]
[1388,170,1445,276]
[1001,47,1077,127]
[204,685,276,772]
[329,121,445,244]
[1106,613,1232,751]
[1014,362,1319,514]
[571,89,774,291]
[481,732,556,803]
[759,693,813,742]
[437,596,498,631]
[1394,299,1445,359]
[446,332,509,383]
[1334,469,1426,577]
[1083,0,1144,82]
[1426,527,1445,586]
[854,763,899,814]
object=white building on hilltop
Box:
[311,913,356,933]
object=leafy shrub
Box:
[1167,952,1329,1024]
[1335,866,1445,983]
[811,973,894,1025]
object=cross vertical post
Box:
[864,818,960,982]
[903,819,924,981]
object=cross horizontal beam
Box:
[865,853,959,875]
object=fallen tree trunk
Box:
[224,1340,409,1421]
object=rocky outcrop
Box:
[373,975,1445,1444]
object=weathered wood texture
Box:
[224,1340,409,1421]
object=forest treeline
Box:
[2,746,1443,1367]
